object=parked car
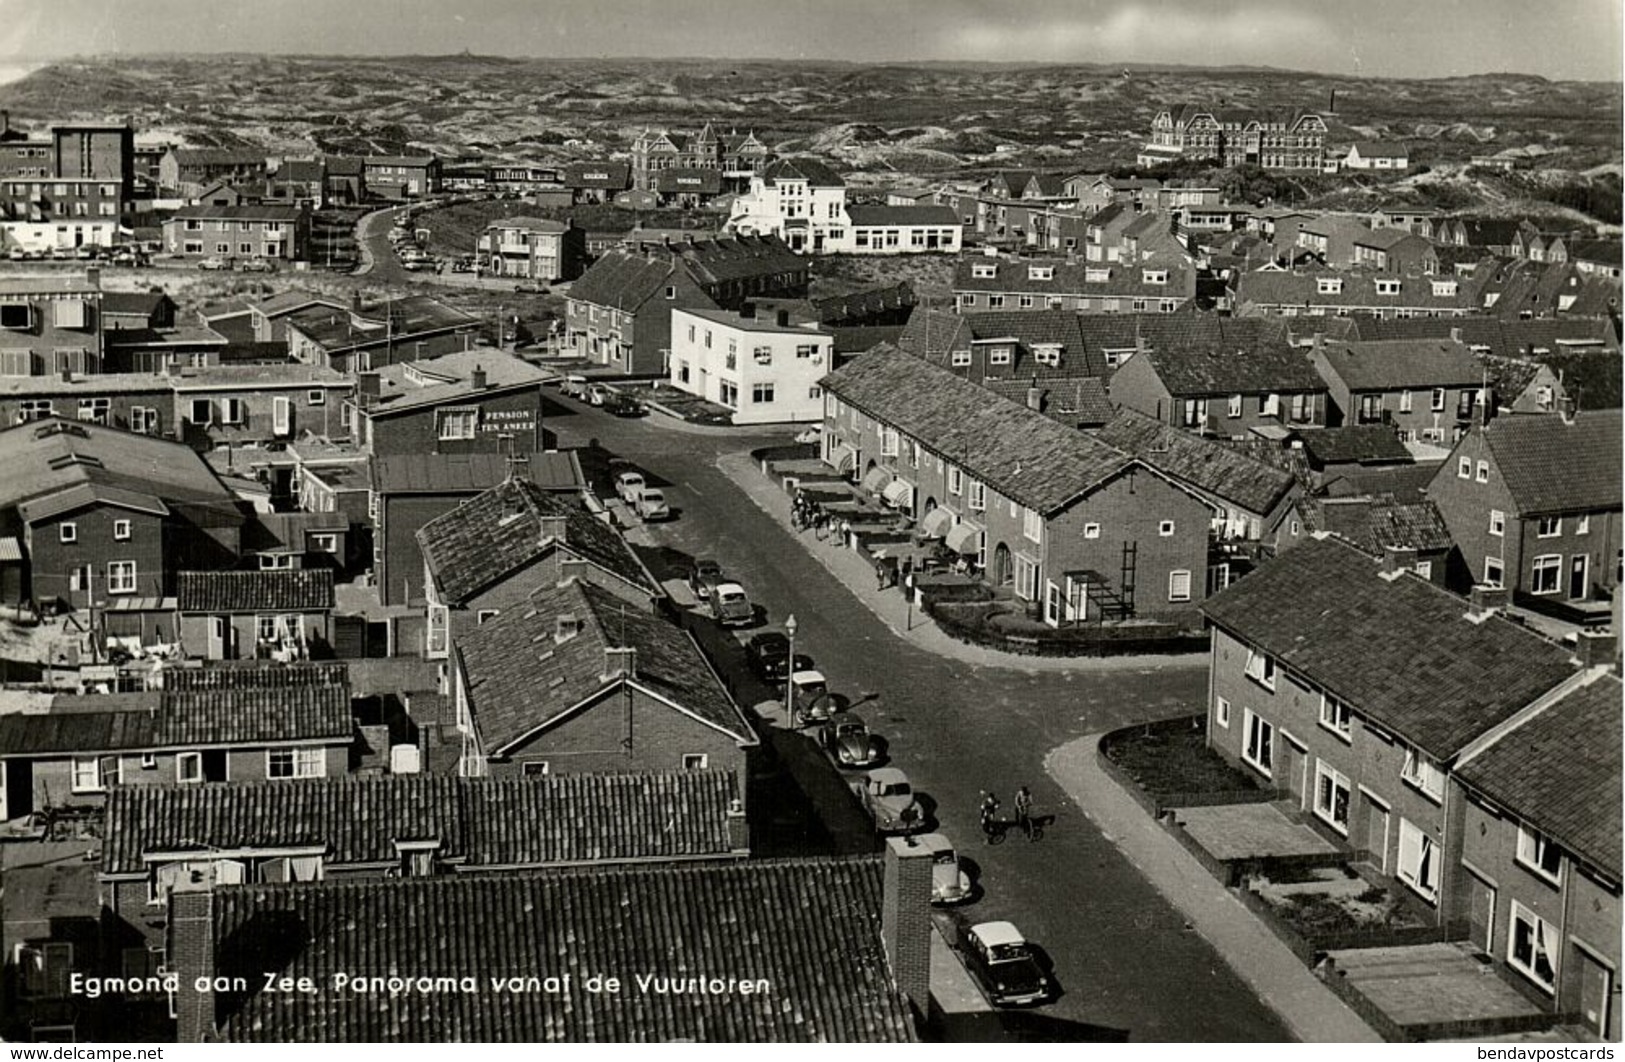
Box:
[687,559,725,599]
[197,256,231,271]
[794,424,822,445]
[819,711,881,769]
[962,922,1050,1007]
[240,257,276,273]
[562,375,588,399]
[603,391,645,418]
[633,488,670,522]
[919,833,972,905]
[789,670,834,726]
[744,631,814,684]
[708,582,754,628]
[614,471,646,504]
[852,767,923,835]
[586,383,610,407]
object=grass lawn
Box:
[1102,719,1263,798]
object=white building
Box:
[1342,142,1410,171]
[725,157,963,256]
[669,305,833,424]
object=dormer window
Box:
[1375,279,1401,296]
[988,346,1013,366]
[1033,344,1062,368]
[1316,277,1344,295]
[1027,265,1054,281]
[555,614,581,643]
[1431,279,1458,296]
[1085,267,1110,283]
[1142,269,1168,285]
[971,263,997,279]
[950,349,972,367]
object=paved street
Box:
[546,393,1292,1041]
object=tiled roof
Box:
[1457,674,1622,877]
[371,452,583,495]
[952,255,1193,298]
[653,167,723,194]
[1235,270,1481,311]
[103,769,741,875]
[0,417,234,514]
[1129,325,1325,395]
[1351,142,1409,158]
[900,309,1104,378]
[1296,495,1454,554]
[250,289,346,317]
[418,477,655,604]
[205,854,914,1042]
[845,204,961,227]
[762,156,845,187]
[367,350,544,416]
[1201,535,1580,758]
[1315,337,1485,390]
[811,282,915,324]
[170,205,305,222]
[562,161,630,189]
[983,376,1115,428]
[170,148,265,167]
[568,236,802,311]
[1477,410,1623,514]
[1298,425,1413,465]
[101,291,169,318]
[1328,314,1620,361]
[822,344,1133,514]
[1092,409,1296,515]
[457,579,753,754]
[176,570,334,613]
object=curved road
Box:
[547,394,1291,1042]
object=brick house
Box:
[562,160,631,204]
[954,252,1195,315]
[284,294,479,374]
[175,569,335,661]
[157,148,266,199]
[1428,409,1622,603]
[0,374,172,438]
[1201,534,1589,925]
[0,419,242,609]
[419,475,660,642]
[1106,318,1329,437]
[1454,673,1622,1037]
[1273,494,1454,585]
[361,155,441,200]
[169,363,354,451]
[349,350,548,458]
[161,205,311,262]
[820,345,1215,622]
[1234,270,1480,319]
[451,577,755,778]
[478,216,587,281]
[1143,104,1328,171]
[565,235,807,377]
[0,273,103,377]
[0,661,354,821]
[1311,336,1490,443]
[245,289,348,343]
[372,450,585,607]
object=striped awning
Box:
[944,522,984,557]
[881,478,914,509]
[829,443,856,474]
[0,537,19,562]
[919,507,954,539]
[861,466,892,493]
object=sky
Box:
[1,0,1620,81]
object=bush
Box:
[924,599,1208,657]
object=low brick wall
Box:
[927,600,1210,658]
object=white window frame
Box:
[71,756,104,793]
[1476,460,1490,483]
[1458,456,1472,479]
[437,409,477,441]
[1576,514,1590,535]
[1214,695,1230,729]
[1319,694,1352,740]
[1022,506,1042,544]
[1158,520,1175,537]
[1484,556,1505,587]
[1430,387,1446,412]
[1168,569,1192,602]
[1083,522,1101,539]
[266,747,325,780]
[176,752,203,785]
[113,519,132,541]
[522,761,550,777]
[682,753,709,771]
[106,561,136,595]
[1243,648,1277,691]
[1399,390,1413,413]
[967,481,986,512]
[950,349,972,367]
[1396,817,1439,902]
[219,397,245,425]
[310,533,338,554]
[1536,516,1562,538]
[1401,746,1445,802]
[1241,708,1273,778]
[1313,760,1352,835]
[307,389,326,406]
[948,466,962,496]
[1531,554,1562,595]
[1507,900,1558,993]
[1515,824,1564,886]
[1489,510,1505,537]
[59,522,77,544]
[1227,394,1242,418]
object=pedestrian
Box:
[875,556,888,591]
[901,555,914,586]
[839,518,851,548]
[1014,786,1035,840]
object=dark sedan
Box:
[744,631,813,683]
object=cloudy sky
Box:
[1,0,1619,80]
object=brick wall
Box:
[881,836,933,1023]
[368,385,544,458]
[26,507,165,608]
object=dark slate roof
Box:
[1316,338,1486,390]
[1299,425,1413,466]
[176,570,334,613]
[1321,461,1443,501]
[1201,536,1580,758]
[952,255,1193,298]
[1329,314,1621,361]
[100,291,170,318]
[0,418,234,515]
[1457,674,1622,877]
[762,156,845,187]
[206,855,914,1042]
[102,769,742,875]
[845,204,961,227]
[562,161,630,189]
[983,376,1115,428]
[821,344,1134,514]
[568,236,801,311]
[1296,496,1454,554]
[811,282,915,324]
[1477,410,1623,514]
[371,452,583,495]
[417,477,655,604]
[901,309,1105,379]
[1236,270,1481,312]
[1129,327,1325,395]
[456,579,754,754]
[1092,409,1297,515]
[653,167,723,194]
[0,664,352,755]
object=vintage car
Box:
[852,767,923,835]
[962,922,1051,1007]
[919,833,972,905]
[633,488,670,522]
[687,559,725,599]
[708,582,754,628]
[819,711,881,769]
[789,669,834,726]
[614,471,647,504]
[745,631,814,684]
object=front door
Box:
[1044,582,1063,627]
[1,759,32,820]
[207,617,227,660]
[1366,801,1391,872]
[1577,947,1614,1039]
[1466,872,1495,952]
[1571,554,1590,600]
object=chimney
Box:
[1573,630,1619,672]
[1468,583,1510,618]
[881,836,934,1023]
[601,645,637,682]
[538,513,568,544]
[168,890,216,1043]
[556,555,590,585]
[1559,396,1578,424]
[1449,326,1462,344]
[351,289,363,312]
[470,364,487,390]
[1380,545,1418,576]
[739,301,755,319]
[357,371,381,409]
[1026,374,1044,411]
[775,308,791,328]
[554,613,581,644]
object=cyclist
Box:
[1014,786,1035,840]
[979,791,1001,842]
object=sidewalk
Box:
[717,451,1207,674]
[1046,734,1384,1044]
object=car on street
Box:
[586,383,611,407]
[614,471,647,504]
[919,833,973,905]
[794,424,822,445]
[603,391,645,417]
[852,767,923,835]
[789,669,834,726]
[198,256,231,270]
[633,488,670,522]
[240,256,276,273]
[818,711,881,769]
[743,631,814,684]
[562,375,588,399]
[708,582,754,627]
[962,922,1051,1007]
[687,559,725,600]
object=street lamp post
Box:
[783,613,798,724]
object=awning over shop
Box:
[829,443,856,474]
[881,478,914,509]
[945,522,984,557]
[0,537,20,563]
[861,466,892,493]
[919,507,954,539]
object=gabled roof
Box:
[169,204,304,222]
[1123,321,1325,395]
[1475,410,1623,514]
[567,235,801,311]
[456,579,754,753]
[900,309,1104,378]
[1201,535,1580,758]
[653,167,723,194]
[1235,270,1481,311]
[0,418,234,514]
[100,291,171,318]
[204,854,914,1042]
[845,204,960,227]
[1315,337,1485,390]
[103,769,742,875]
[561,160,630,189]
[1350,142,1409,158]
[168,148,265,167]
[810,282,914,323]
[1298,425,1414,466]
[761,156,845,187]
[1295,495,1454,554]
[1092,409,1297,516]
[1457,674,1622,877]
[418,477,656,604]
[372,452,583,495]
[176,569,334,613]
[821,344,1134,514]
[952,254,1193,298]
